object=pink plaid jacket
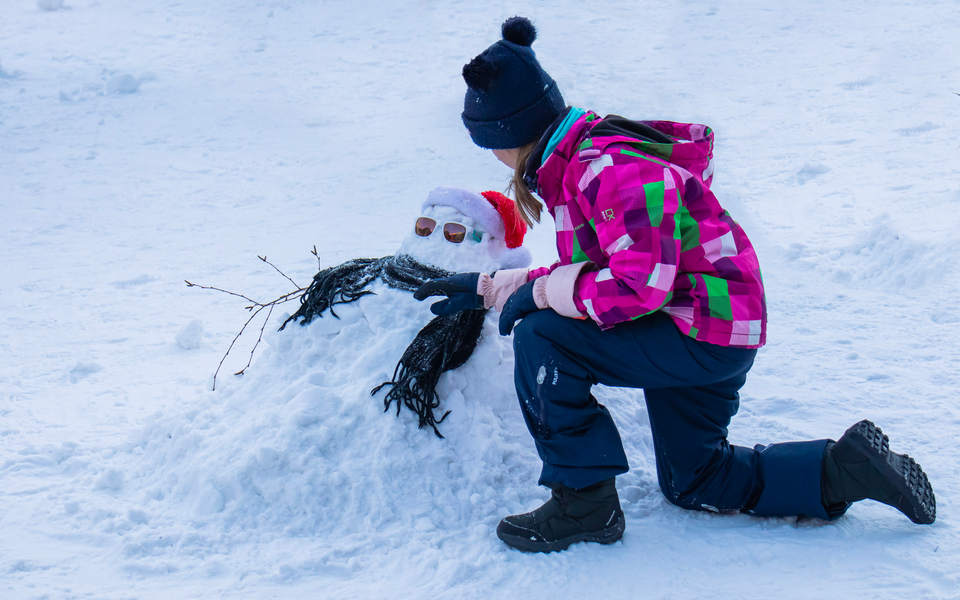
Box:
[528,112,766,348]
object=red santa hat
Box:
[420,186,531,268]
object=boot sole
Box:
[836,420,936,525]
[497,512,625,553]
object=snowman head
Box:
[397,186,532,273]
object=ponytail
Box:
[508,141,543,227]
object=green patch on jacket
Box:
[641,180,666,228]
[619,148,669,168]
[677,204,701,252]
[702,276,733,320]
[570,219,594,264]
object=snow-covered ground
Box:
[2,1,959,598]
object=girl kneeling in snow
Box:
[416,17,936,553]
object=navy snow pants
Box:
[512,309,835,520]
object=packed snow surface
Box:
[2,1,959,599]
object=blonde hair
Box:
[507,141,543,227]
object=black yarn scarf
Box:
[279,254,487,438]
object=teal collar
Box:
[541,107,587,166]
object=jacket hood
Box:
[536,113,717,192]
[533,112,719,214]
[579,117,716,188]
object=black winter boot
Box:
[496,478,625,553]
[822,420,936,524]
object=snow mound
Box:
[78,283,543,572]
[785,217,953,289]
[69,361,104,383]
[58,72,144,102]
[106,73,141,95]
[796,163,831,185]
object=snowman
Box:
[57,187,546,571]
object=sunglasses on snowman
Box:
[414,217,485,244]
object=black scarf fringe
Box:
[372,309,487,438]
[279,254,486,437]
[280,254,452,329]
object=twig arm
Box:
[258,255,301,290]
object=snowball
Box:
[37,0,64,11]
[192,483,225,516]
[106,74,141,95]
[176,319,204,350]
[255,447,282,472]
[414,517,435,532]
[93,468,125,491]
[126,508,149,524]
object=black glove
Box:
[414,272,484,316]
[499,280,539,336]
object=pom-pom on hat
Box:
[462,17,565,150]
[421,186,531,268]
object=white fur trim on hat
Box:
[421,186,505,240]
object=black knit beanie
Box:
[462,17,565,150]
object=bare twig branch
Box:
[187,248,321,389]
[185,281,261,305]
[311,245,322,270]
[212,304,263,390]
[241,289,307,311]
[258,255,300,290]
[235,302,275,377]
